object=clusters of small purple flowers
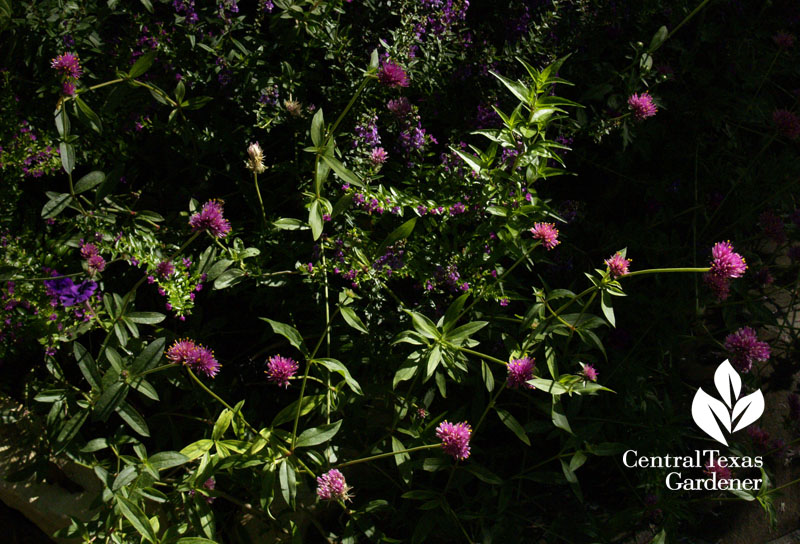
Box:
[316,469,352,502]
[384,97,436,164]
[173,0,199,24]
[705,241,746,300]
[530,222,560,250]
[265,355,298,388]
[167,339,220,378]
[258,85,280,106]
[378,60,410,88]
[772,109,800,140]
[724,327,770,372]
[413,0,469,45]
[627,92,657,120]
[189,200,232,238]
[436,420,472,460]
[80,242,106,275]
[156,260,176,278]
[0,281,36,347]
[354,114,381,148]
[373,245,405,275]
[604,252,631,278]
[506,356,535,389]
[434,264,469,292]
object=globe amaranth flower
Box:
[51,52,83,79]
[316,469,352,502]
[724,327,770,372]
[530,222,560,250]
[167,339,221,378]
[245,142,266,174]
[627,92,657,120]
[189,200,232,238]
[378,60,410,88]
[709,241,746,279]
[580,363,598,382]
[87,254,106,274]
[265,355,298,388]
[370,147,388,165]
[704,460,731,481]
[604,252,631,278]
[506,356,535,389]
[436,420,472,460]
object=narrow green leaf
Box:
[444,321,487,342]
[41,193,73,219]
[112,465,138,491]
[212,409,233,441]
[601,290,615,327]
[74,171,105,194]
[117,402,150,437]
[313,358,362,394]
[126,312,166,325]
[130,338,165,375]
[648,25,669,52]
[309,200,323,240]
[295,420,342,448]
[93,382,129,422]
[59,142,75,174]
[278,460,296,509]
[180,439,214,461]
[261,318,308,356]
[272,395,324,426]
[55,409,89,450]
[442,293,468,333]
[273,218,309,231]
[75,96,102,133]
[117,496,157,543]
[408,311,440,339]
[74,342,100,390]
[496,408,530,446]
[340,306,368,334]
[376,217,416,256]
[552,397,572,434]
[149,451,189,470]
[320,155,364,188]
[128,51,156,79]
[310,108,324,147]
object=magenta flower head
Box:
[167,339,221,378]
[51,52,83,79]
[370,147,388,165]
[627,92,657,120]
[703,272,731,301]
[506,356,535,389]
[604,252,631,278]
[87,254,106,274]
[724,326,770,372]
[580,363,598,382]
[265,355,298,388]
[530,222,560,250]
[704,459,731,481]
[378,60,410,88]
[709,241,747,279]
[436,420,472,460]
[156,260,175,278]
[316,469,352,502]
[189,200,232,238]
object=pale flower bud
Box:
[246,142,266,174]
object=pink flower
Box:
[724,327,770,372]
[704,460,731,481]
[51,52,83,79]
[265,355,298,388]
[167,339,221,378]
[604,252,631,278]
[581,364,598,382]
[436,420,472,460]
[316,469,352,502]
[530,222,560,250]
[156,260,175,278]
[370,147,388,165]
[378,61,410,88]
[87,255,106,274]
[709,241,746,279]
[189,200,232,238]
[627,92,658,120]
[506,357,535,389]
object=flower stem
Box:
[185,366,258,435]
[449,344,507,366]
[334,444,440,469]
[621,267,711,278]
[253,172,267,226]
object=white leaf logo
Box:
[691,359,764,445]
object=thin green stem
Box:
[185,366,258,435]
[473,385,506,434]
[326,76,372,141]
[621,267,711,278]
[136,362,178,378]
[253,172,267,226]
[766,476,800,496]
[666,0,714,40]
[449,344,507,366]
[9,271,84,282]
[334,444,440,469]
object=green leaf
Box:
[175,80,185,103]
[425,345,442,381]
[41,193,73,219]
[465,465,503,485]
[376,217,416,256]
[126,312,166,325]
[272,395,324,427]
[295,420,342,448]
[278,459,296,509]
[600,290,615,327]
[74,171,105,194]
[648,25,669,53]
[74,342,100,390]
[59,142,75,174]
[273,218,309,231]
[490,71,530,105]
[452,149,482,175]
[313,358,362,395]
[82,438,109,453]
[528,378,568,395]
[309,200,323,241]
[54,107,70,137]
[176,539,219,544]
[180,439,214,461]
[393,358,420,387]
[310,108,324,147]
[551,397,572,434]
[496,408,530,446]
[212,409,233,440]
[54,410,89,451]
[441,293,468,333]
[205,259,232,281]
[214,268,245,289]
[116,496,157,543]
[130,338,165,375]
[128,51,156,79]
[139,0,153,12]
[93,382,129,422]
[184,96,213,110]
[650,529,666,544]
[117,402,150,437]
[320,155,365,188]
[149,451,189,470]
[407,311,440,339]
[340,306,368,334]
[75,96,102,133]
[444,321,487,342]
[261,318,308,356]
[112,465,138,491]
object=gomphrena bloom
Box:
[506,356,535,389]
[316,469,352,502]
[51,52,83,79]
[370,147,388,165]
[189,200,232,238]
[724,326,770,372]
[704,460,731,481]
[709,241,747,279]
[581,364,598,382]
[245,142,266,174]
[265,355,298,388]
[167,339,221,378]
[604,252,631,278]
[378,60,410,88]
[436,420,472,460]
[627,92,658,120]
[530,222,560,250]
